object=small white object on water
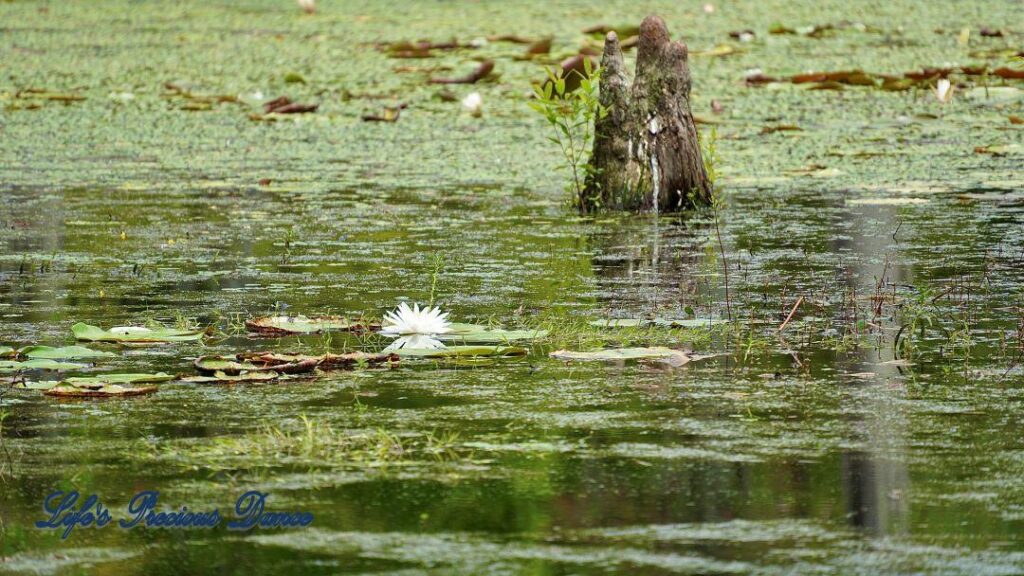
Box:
[469,37,489,48]
[381,302,452,337]
[462,92,483,117]
[738,31,754,43]
[297,0,315,14]
[108,92,135,102]
[703,3,715,13]
[934,78,954,103]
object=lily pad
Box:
[63,373,175,386]
[0,346,14,358]
[43,383,158,398]
[194,355,316,375]
[19,345,116,360]
[194,351,396,375]
[0,359,90,372]
[245,315,378,336]
[15,380,61,390]
[439,324,548,343]
[550,347,704,366]
[181,371,281,384]
[395,346,528,358]
[72,322,205,343]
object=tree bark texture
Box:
[584,15,711,213]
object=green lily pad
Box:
[0,359,90,372]
[63,373,175,386]
[0,346,15,358]
[438,323,548,343]
[15,380,60,390]
[245,315,378,336]
[395,346,528,358]
[550,347,706,366]
[72,322,205,343]
[19,345,116,360]
[43,383,158,398]
[181,371,281,384]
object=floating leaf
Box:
[245,315,378,336]
[19,345,116,360]
[195,351,396,375]
[438,324,548,343]
[15,380,60,390]
[181,371,281,384]
[63,373,175,386]
[194,355,318,375]
[0,346,15,358]
[0,359,89,372]
[550,347,706,366]
[44,383,158,398]
[72,322,204,343]
[396,346,527,358]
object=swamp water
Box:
[2,0,1024,573]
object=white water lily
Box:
[297,0,315,14]
[383,334,446,352]
[381,303,452,337]
[462,92,483,117]
[935,78,954,103]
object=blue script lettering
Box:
[227,490,314,530]
[120,490,221,529]
[35,490,111,540]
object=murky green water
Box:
[2,0,1024,573]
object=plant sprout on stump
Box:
[585,15,711,213]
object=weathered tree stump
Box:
[584,15,711,213]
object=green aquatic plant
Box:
[701,127,732,323]
[528,59,607,207]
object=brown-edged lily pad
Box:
[194,354,318,375]
[245,315,379,336]
[63,373,175,386]
[194,351,396,375]
[44,383,158,398]
[181,371,282,384]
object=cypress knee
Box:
[583,15,711,213]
